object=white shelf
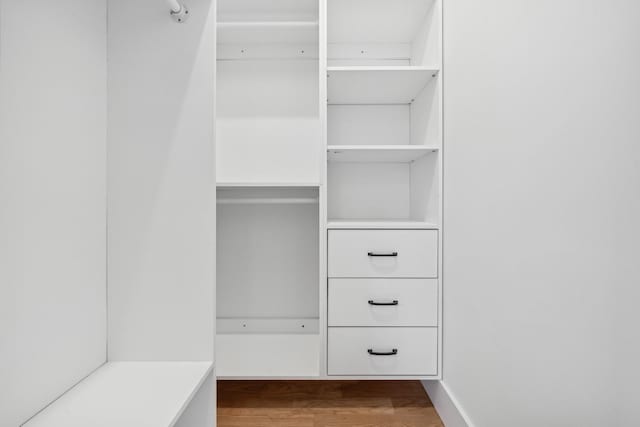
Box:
[328,145,438,162]
[216,182,320,188]
[216,334,320,378]
[327,66,439,105]
[24,362,214,427]
[328,219,439,230]
[217,21,319,44]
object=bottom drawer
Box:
[328,327,438,376]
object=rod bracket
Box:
[170,3,189,23]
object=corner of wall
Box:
[422,380,473,427]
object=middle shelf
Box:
[328,145,438,163]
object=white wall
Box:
[107,0,216,361]
[0,1,107,425]
[441,0,640,426]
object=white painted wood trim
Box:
[422,380,474,427]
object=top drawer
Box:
[328,230,438,278]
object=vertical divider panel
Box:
[435,0,444,379]
[319,0,329,377]
[107,0,216,362]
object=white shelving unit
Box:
[24,362,214,427]
[12,4,443,424]
[325,0,443,379]
[215,0,442,381]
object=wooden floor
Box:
[217,380,444,427]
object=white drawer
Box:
[328,327,438,376]
[328,278,438,327]
[328,230,438,278]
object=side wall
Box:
[107,0,216,361]
[441,0,640,426]
[0,1,107,425]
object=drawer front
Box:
[328,230,438,278]
[328,327,438,376]
[328,278,438,327]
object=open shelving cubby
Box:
[216,186,320,378]
[328,0,439,67]
[216,0,321,186]
[327,155,440,228]
[327,66,439,105]
[327,0,442,229]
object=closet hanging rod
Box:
[167,0,189,23]
[217,198,318,205]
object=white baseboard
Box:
[422,380,474,427]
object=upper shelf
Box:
[24,362,213,427]
[217,21,319,45]
[328,145,438,163]
[327,66,439,104]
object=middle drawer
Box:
[328,278,438,327]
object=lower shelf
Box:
[216,334,320,378]
[327,219,439,230]
[24,361,214,427]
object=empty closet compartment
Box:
[326,1,441,228]
[326,0,441,153]
[327,27,441,154]
[328,0,440,66]
[327,62,440,144]
[216,0,321,185]
[327,153,440,226]
[216,187,320,377]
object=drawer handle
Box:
[368,348,398,356]
[367,252,398,257]
[368,300,399,306]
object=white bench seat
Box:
[24,361,213,427]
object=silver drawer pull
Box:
[367,348,398,356]
[368,300,399,306]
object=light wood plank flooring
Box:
[218,380,444,427]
